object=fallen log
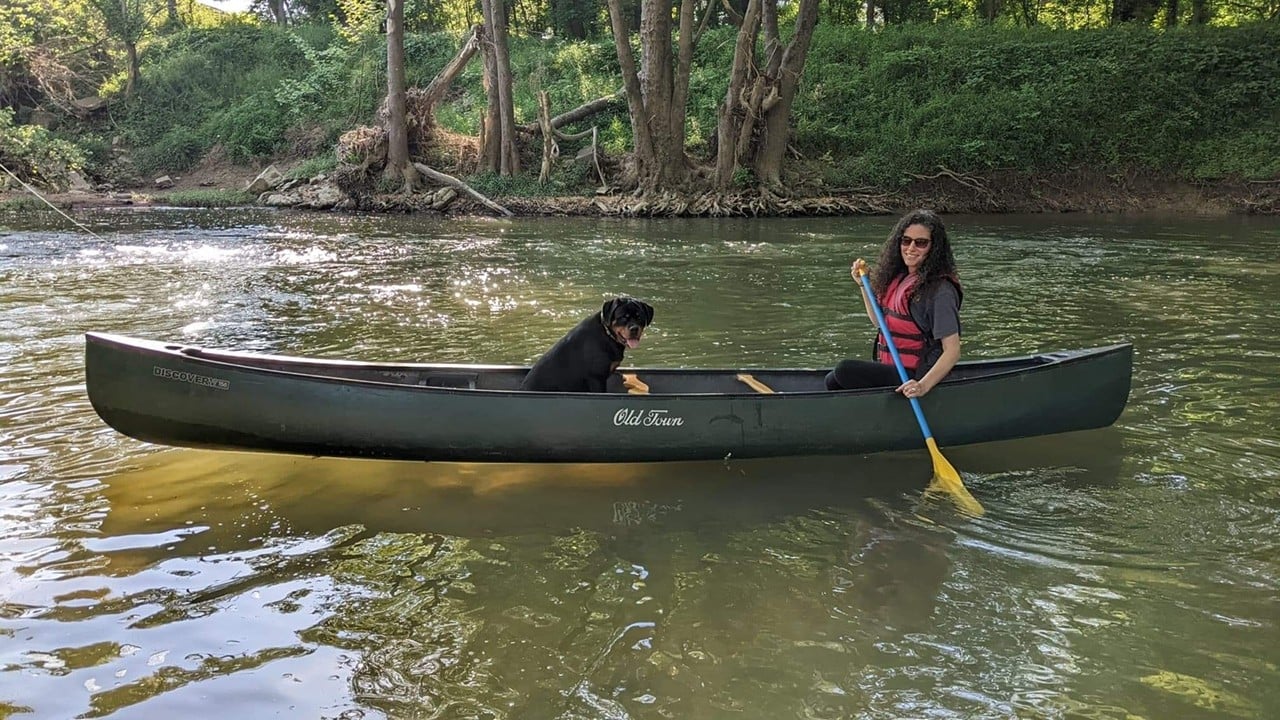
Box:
[519,93,622,135]
[411,162,513,216]
[421,25,481,113]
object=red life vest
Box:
[875,274,927,371]
[873,273,963,375]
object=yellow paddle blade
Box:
[923,437,985,517]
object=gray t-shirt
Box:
[910,279,962,378]
[915,280,961,340]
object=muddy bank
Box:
[4,168,1276,217]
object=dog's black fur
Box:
[520,297,655,392]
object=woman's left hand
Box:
[897,379,929,398]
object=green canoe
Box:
[84,332,1132,463]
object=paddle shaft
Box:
[857,272,936,440]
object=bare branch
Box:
[412,162,513,216]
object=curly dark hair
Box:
[870,208,958,301]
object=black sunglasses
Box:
[900,235,932,249]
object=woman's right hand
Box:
[850,258,868,282]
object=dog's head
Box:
[601,297,654,349]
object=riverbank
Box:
[3,162,1276,217]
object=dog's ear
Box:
[601,298,619,322]
[639,300,654,325]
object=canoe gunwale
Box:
[86,332,1131,400]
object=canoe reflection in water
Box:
[98,421,1125,539]
[98,450,946,543]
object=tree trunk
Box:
[752,0,819,191]
[537,91,556,183]
[712,0,818,193]
[268,0,287,25]
[1190,0,1209,23]
[606,0,655,182]
[383,0,419,190]
[714,0,762,189]
[605,0,698,193]
[166,0,178,24]
[478,1,520,175]
[125,42,140,97]
[478,25,501,172]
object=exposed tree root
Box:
[905,166,1002,210]
[492,190,896,217]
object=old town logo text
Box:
[613,409,684,427]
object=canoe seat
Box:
[736,373,775,394]
[621,373,650,395]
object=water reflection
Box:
[96,450,935,541]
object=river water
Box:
[1,208,1277,719]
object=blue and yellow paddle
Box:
[856,268,984,516]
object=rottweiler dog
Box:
[520,297,655,392]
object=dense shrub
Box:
[796,23,1280,184]
[0,108,87,189]
[118,24,312,174]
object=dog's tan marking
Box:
[736,373,775,394]
[621,373,650,395]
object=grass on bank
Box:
[152,189,256,207]
[0,196,57,211]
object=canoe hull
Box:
[85,333,1132,463]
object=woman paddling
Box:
[827,208,963,398]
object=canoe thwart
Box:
[736,373,775,394]
[621,373,650,395]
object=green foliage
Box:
[87,0,155,45]
[54,11,1277,191]
[131,126,205,174]
[0,109,87,190]
[285,154,340,180]
[335,0,383,40]
[464,170,570,197]
[1,0,102,66]
[114,25,313,173]
[505,35,631,151]
[1188,124,1280,181]
[274,29,384,130]
[203,93,292,162]
[795,22,1280,185]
